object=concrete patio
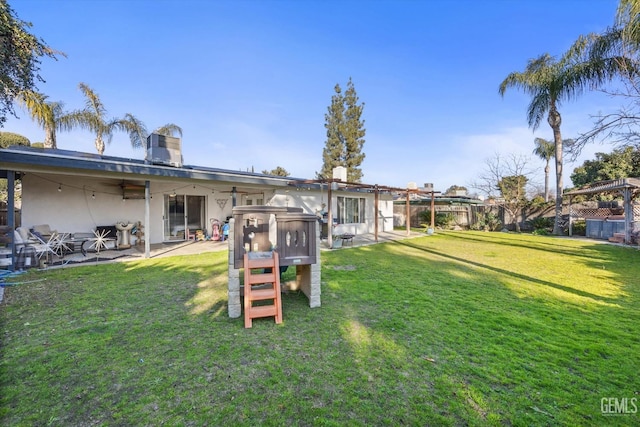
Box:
[25,229,425,269]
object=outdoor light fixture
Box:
[58,184,62,192]
[92,191,95,199]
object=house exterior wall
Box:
[21,174,147,236]
[268,188,394,235]
[21,174,237,244]
[20,172,393,245]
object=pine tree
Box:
[343,78,366,182]
[320,78,366,182]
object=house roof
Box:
[564,177,640,196]
[0,146,300,188]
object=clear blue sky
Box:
[4,0,623,192]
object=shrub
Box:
[419,210,455,228]
[470,211,502,231]
[570,220,586,236]
[528,216,554,232]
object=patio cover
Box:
[564,177,640,243]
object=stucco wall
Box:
[268,188,394,235]
[21,173,394,244]
[21,174,237,244]
[22,174,148,236]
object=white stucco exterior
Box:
[19,172,393,245]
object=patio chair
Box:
[8,229,39,269]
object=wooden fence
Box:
[0,209,21,227]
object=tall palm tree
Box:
[532,137,555,202]
[499,47,627,235]
[72,82,129,155]
[72,83,183,155]
[17,91,75,149]
[570,0,640,149]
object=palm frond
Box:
[154,124,182,137]
[121,113,147,149]
[78,82,107,118]
[526,91,550,130]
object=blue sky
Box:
[4,0,624,192]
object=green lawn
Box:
[1,231,638,426]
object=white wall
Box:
[21,173,395,244]
[22,174,146,235]
[21,174,238,244]
[268,188,394,235]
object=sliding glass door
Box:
[164,195,205,241]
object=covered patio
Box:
[565,177,640,244]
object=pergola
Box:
[289,178,439,248]
[565,177,640,244]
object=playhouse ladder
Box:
[243,252,283,328]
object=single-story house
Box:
[0,145,394,262]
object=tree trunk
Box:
[44,126,56,149]
[544,162,550,202]
[548,108,563,235]
[95,136,105,155]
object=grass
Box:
[1,231,639,426]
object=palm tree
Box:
[570,0,640,149]
[71,82,130,155]
[532,137,555,202]
[499,47,627,235]
[72,83,183,155]
[16,91,75,149]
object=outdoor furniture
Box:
[31,224,57,240]
[10,229,38,269]
[339,233,355,246]
[28,232,58,263]
[52,232,72,256]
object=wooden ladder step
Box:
[246,258,276,269]
[246,272,276,285]
[250,287,278,301]
[247,304,278,319]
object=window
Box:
[337,197,365,224]
[245,197,263,206]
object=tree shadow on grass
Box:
[3,241,638,425]
[320,240,640,424]
[390,239,625,307]
[438,230,611,260]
